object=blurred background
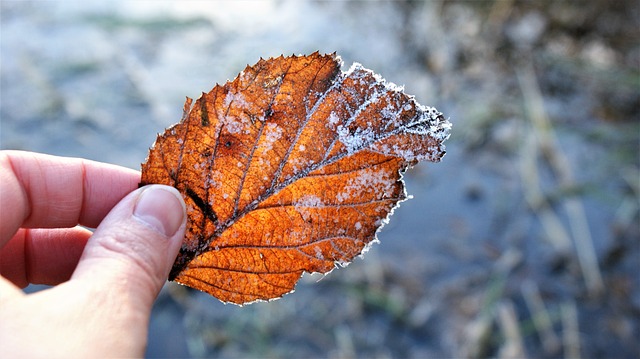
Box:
[1,1,638,358]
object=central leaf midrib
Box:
[195,62,427,260]
[205,105,418,252]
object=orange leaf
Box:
[140,52,451,304]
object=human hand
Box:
[0,150,187,358]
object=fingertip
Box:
[72,185,186,305]
[133,185,187,239]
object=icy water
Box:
[2,1,638,358]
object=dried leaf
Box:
[140,52,451,304]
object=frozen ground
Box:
[1,1,638,358]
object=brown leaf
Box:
[140,52,451,304]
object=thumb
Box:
[72,184,186,309]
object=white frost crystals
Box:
[335,61,451,162]
[407,103,452,142]
[336,167,395,204]
[336,124,376,153]
[222,91,254,134]
[293,194,324,222]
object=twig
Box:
[522,280,560,354]
[517,64,604,296]
[497,300,527,359]
[333,325,356,359]
[519,129,573,255]
[463,249,523,358]
[561,301,581,359]
[462,311,494,359]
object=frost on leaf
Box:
[140,52,451,305]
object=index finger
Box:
[0,150,140,245]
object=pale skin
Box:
[0,150,187,358]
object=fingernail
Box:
[133,185,186,237]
